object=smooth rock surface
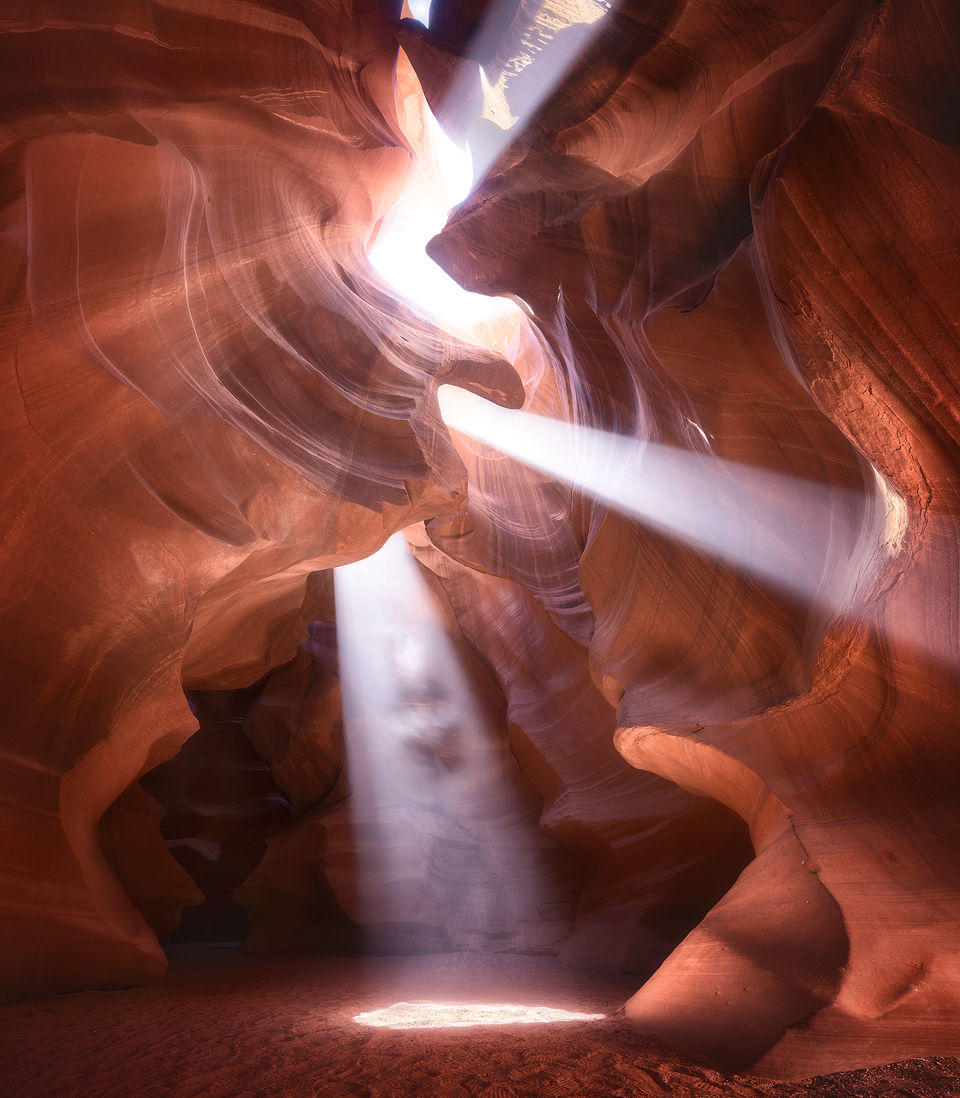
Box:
[1,0,959,1086]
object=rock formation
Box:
[0,0,517,999]
[1,0,959,1084]
[420,0,960,1075]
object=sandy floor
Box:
[2,949,960,1097]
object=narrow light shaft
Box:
[333,533,555,950]
[438,385,903,612]
[465,0,612,182]
[368,80,517,327]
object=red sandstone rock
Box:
[1,0,959,1087]
[427,0,960,1077]
[99,783,203,943]
[0,0,516,1000]
[410,529,753,973]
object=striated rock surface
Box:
[410,528,753,974]
[422,0,960,1078]
[0,0,516,1000]
[1,0,960,1086]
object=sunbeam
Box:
[454,0,612,182]
[333,532,564,953]
[403,0,613,183]
[368,50,518,327]
[370,1,612,326]
[437,385,907,614]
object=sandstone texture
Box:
[1,0,959,1084]
[421,0,960,1075]
[0,0,515,999]
[3,951,960,1098]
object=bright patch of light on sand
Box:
[369,95,516,329]
[353,1003,605,1029]
[437,385,902,612]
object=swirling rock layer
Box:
[0,0,514,999]
[1,0,959,1085]
[426,0,960,1077]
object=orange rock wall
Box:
[0,0,514,998]
[423,0,960,1076]
[2,0,960,1082]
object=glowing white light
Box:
[448,0,613,181]
[373,3,614,326]
[438,385,902,612]
[369,90,517,328]
[353,1002,605,1029]
[333,533,558,950]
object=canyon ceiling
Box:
[1,0,959,1082]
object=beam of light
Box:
[370,2,612,327]
[437,385,906,614]
[368,57,518,328]
[333,533,558,952]
[353,1002,605,1028]
[426,0,612,185]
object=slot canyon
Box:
[2,0,960,1094]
